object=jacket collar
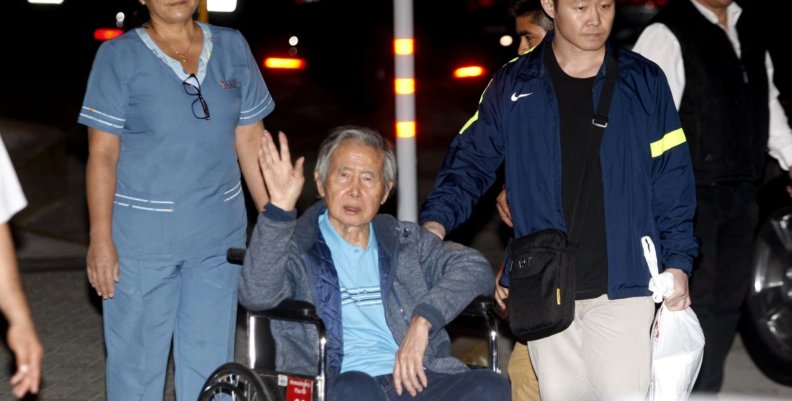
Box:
[296,200,401,260]
[294,200,325,251]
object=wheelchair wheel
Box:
[198,362,277,401]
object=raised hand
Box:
[258,130,305,211]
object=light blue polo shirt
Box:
[318,211,399,376]
[78,23,274,260]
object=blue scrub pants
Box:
[103,254,240,401]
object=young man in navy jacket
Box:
[420,0,698,399]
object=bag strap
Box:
[592,48,620,130]
[567,48,620,243]
[642,236,659,277]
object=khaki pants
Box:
[508,342,541,401]
[527,295,654,401]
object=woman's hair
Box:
[128,1,150,28]
[315,126,397,195]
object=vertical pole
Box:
[198,0,208,23]
[394,0,417,222]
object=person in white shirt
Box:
[633,0,792,393]
[0,135,43,399]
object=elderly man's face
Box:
[316,140,393,233]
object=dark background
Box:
[2,0,788,146]
[1,0,789,239]
[2,0,789,142]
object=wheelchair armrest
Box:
[461,295,495,318]
[250,299,322,324]
[227,247,246,265]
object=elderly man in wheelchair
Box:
[232,126,510,401]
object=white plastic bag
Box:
[647,303,705,401]
[641,237,705,401]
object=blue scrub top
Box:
[78,23,275,261]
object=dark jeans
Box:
[327,369,510,401]
[690,182,759,393]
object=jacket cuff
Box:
[417,214,452,234]
[662,257,693,276]
[412,303,445,338]
[262,203,297,222]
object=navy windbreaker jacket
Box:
[419,36,698,299]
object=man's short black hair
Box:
[508,0,543,18]
[508,0,554,32]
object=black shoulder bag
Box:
[508,49,619,342]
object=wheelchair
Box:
[197,248,501,401]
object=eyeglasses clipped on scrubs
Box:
[183,74,210,120]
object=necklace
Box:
[149,23,196,64]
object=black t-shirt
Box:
[545,46,608,300]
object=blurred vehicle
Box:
[613,0,667,46]
[743,173,792,386]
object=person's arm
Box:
[648,70,697,311]
[413,229,494,334]
[495,186,513,228]
[86,128,120,300]
[663,268,691,311]
[493,263,509,313]
[0,223,43,399]
[421,221,446,240]
[632,23,685,110]
[763,52,792,183]
[238,131,305,310]
[236,120,269,211]
[393,228,494,396]
[393,315,431,397]
[235,30,275,212]
[419,74,507,235]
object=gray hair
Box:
[315,126,398,194]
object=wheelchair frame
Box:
[197,248,499,401]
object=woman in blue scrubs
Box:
[78,1,273,400]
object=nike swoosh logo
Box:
[511,92,533,101]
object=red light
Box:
[94,28,123,41]
[263,57,306,70]
[453,66,485,79]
